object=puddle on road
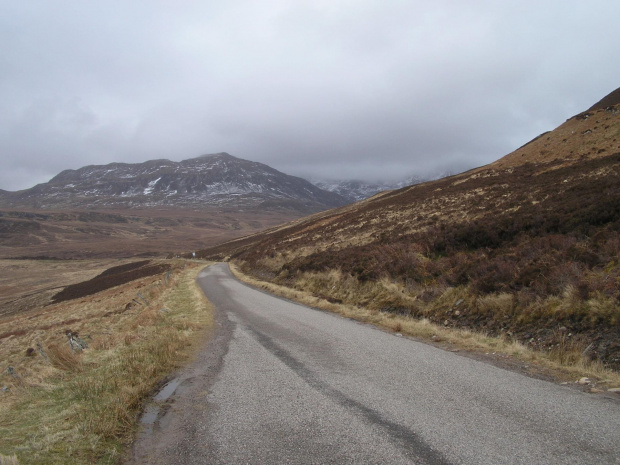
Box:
[154,378,182,402]
[140,405,159,434]
[140,377,182,433]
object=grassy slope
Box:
[0,260,212,464]
[229,263,620,390]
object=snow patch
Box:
[143,177,161,195]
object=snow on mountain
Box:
[311,174,435,203]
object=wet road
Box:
[128,263,620,464]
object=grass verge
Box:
[0,260,213,464]
[229,262,620,390]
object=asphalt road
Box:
[128,263,620,464]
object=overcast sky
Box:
[1,1,618,191]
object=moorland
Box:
[1,87,620,464]
[0,207,299,260]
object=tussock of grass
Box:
[0,454,19,465]
[230,262,620,387]
[47,344,83,373]
[0,261,212,464]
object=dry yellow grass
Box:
[494,106,620,170]
[0,454,18,465]
[0,260,213,464]
[229,262,620,388]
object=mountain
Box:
[0,153,347,213]
[312,175,430,203]
[196,86,620,369]
[311,180,390,203]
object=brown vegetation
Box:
[230,263,620,387]
[51,260,171,303]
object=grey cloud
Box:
[1,0,619,190]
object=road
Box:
[128,263,620,464]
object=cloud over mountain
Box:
[1,1,620,190]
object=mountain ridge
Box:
[0,152,348,213]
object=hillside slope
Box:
[197,87,620,369]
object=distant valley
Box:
[0,153,353,259]
[0,152,440,258]
[0,208,296,259]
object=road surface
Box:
[128,263,620,464]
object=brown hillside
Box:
[588,86,620,111]
[196,92,620,370]
[0,208,299,259]
[489,102,619,170]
